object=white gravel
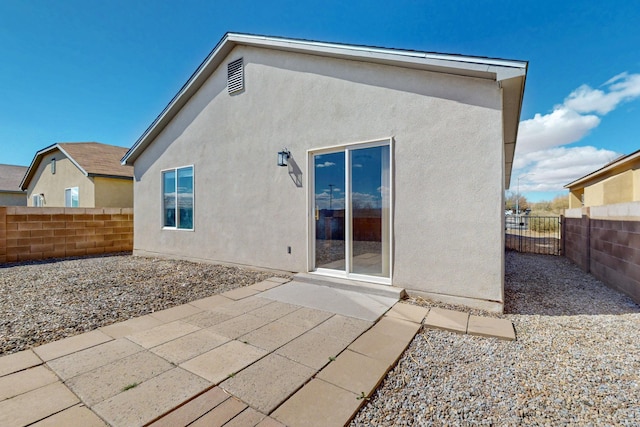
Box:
[352,251,640,425]
[0,254,289,356]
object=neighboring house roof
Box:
[0,164,28,194]
[20,142,134,190]
[121,32,527,186]
[564,148,640,190]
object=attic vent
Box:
[227,58,244,94]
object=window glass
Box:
[162,166,193,229]
[65,187,79,207]
[177,167,194,229]
[163,170,176,227]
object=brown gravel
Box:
[0,254,290,356]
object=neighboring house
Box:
[0,164,28,206]
[565,149,640,208]
[21,142,133,208]
[122,33,527,312]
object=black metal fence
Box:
[505,215,561,255]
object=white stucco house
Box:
[122,33,527,312]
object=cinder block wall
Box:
[563,204,640,304]
[0,206,133,263]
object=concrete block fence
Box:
[0,206,133,264]
[563,203,640,305]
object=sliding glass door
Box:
[312,140,391,282]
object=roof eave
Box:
[565,148,640,189]
[122,33,527,166]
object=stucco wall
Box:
[132,45,505,311]
[0,192,27,206]
[26,152,95,207]
[94,177,133,207]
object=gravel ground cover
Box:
[0,254,289,356]
[352,251,640,426]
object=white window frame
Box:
[64,187,79,207]
[161,165,195,231]
[32,194,43,207]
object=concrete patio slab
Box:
[261,281,398,321]
[127,320,200,349]
[249,301,301,321]
[221,353,315,414]
[311,314,373,342]
[385,302,429,323]
[47,338,143,380]
[256,417,286,427]
[212,296,274,317]
[31,404,107,427]
[467,315,516,340]
[207,313,273,339]
[348,330,413,366]
[180,340,267,384]
[148,387,230,427]
[189,396,247,427]
[181,310,234,328]
[278,306,334,329]
[239,320,310,352]
[221,287,262,300]
[0,349,42,377]
[276,331,350,370]
[0,365,59,401]
[188,294,233,311]
[150,329,231,364]
[92,368,210,427]
[33,330,113,362]
[317,349,388,396]
[424,307,470,334]
[99,315,163,339]
[66,350,173,406]
[0,381,79,427]
[149,303,203,323]
[272,378,361,427]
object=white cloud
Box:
[512,72,639,196]
[316,161,335,168]
[511,146,620,193]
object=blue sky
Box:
[1,0,639,202]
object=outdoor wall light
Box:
[277,149,290,167]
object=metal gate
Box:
[505,215,561,255]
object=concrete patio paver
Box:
[46,338,144,380]
[66,350,174,406]
[239,320,310,351]
[0,365,59,401]
[348,329,414,366]
[221,287,262,300]
[30,404,107,427]
[149,303,203,323]
[467,315,516,340]
[207,313,273,339]
[189,396,247,427]
[311,314,373,342]
[0,381,79,427]
[188,294,234,311]
[248,301,301,321]
[182,310,234,328]
[127,320,201,349]
[180,340,267,384]
[147,386,229,427]
[92,367,211,427]
[316,349,389,396]
[0,349,42,377]
[32,329,113,362]
[150,329,230,364]
[224,407,267,426]
[213,296,274,317]
[248,279,287,292]
[385,302,430,323]
[99,315,163,339]
[277,306,334,329]
[271,378,362,427]
[423,307,470,334]
[275,330,350,370]
[221,353,315,414]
